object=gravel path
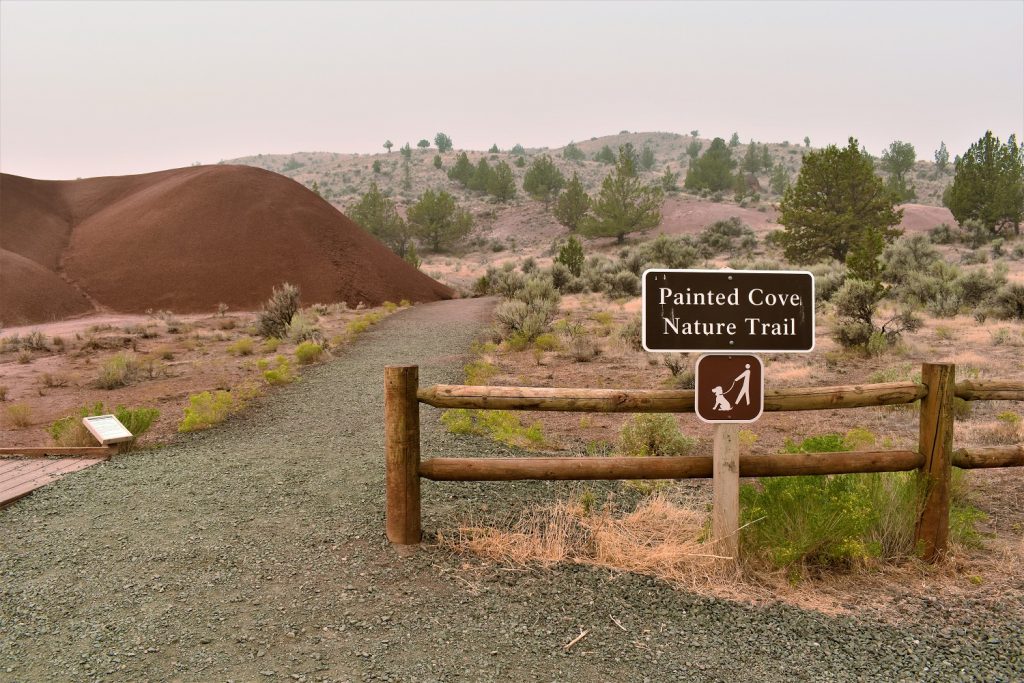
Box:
[2,298,1021,682]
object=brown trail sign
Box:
[640,268,813,564]
[642,269,814,353]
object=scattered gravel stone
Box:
[1,299,1021,682]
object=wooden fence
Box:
[385,363,1024,563]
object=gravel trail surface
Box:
[2,298,1021,682]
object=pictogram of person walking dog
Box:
[711,363,753,412]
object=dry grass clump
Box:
[4,403,32,428]
[442,494,721,588]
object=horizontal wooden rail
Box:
[0,446,116,459]
[418,449,924,481]
[953,444,1024,469]
[954,380,1024,402]
[418,381,928,413]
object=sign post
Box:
[641,269,815,566]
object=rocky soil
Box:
[1,298,1020,682]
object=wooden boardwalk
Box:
[0,457,105,508]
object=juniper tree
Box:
[729,132,740,147]
[417,139,430,150]
[580,146,663,243]
[640,146,656,171]
[383,140,393,154]
[563,142,585,162]
[778,137,902,265]
[523,154,565,208]
[594,145,616,164]
[447,152,474,186]
[407,189,472,252]
[944,131,1023,236]
[350,182,414,257]
[742,141,760,173]
[685,139,703,161]
[434,132,453,153]
[488,161,517,202]
[489,144,499,153]
[880,140,917,202]
[470,158,494,193]
[934,141,949,174]
[553,172,591,232]
[769,162,789,195]
[684,137,736,192]
[556,235,585,276]
[661,166,680,192]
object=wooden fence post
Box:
[385,365,421,545]
[712,423,740,566]
[915,362,954,562]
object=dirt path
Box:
[1,299,1020,682]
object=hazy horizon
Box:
[1,0,1021,180]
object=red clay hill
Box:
[1,165,453,325]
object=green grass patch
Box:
[259,355,296,384]
[440,409,545,448]
[464,359,498,385]
[227,337,254,356]
[294,341,324,365]
[179,390,235,432]
[741,431,987,573]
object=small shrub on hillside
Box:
[294,341,324,365]
[179,391,235,432]
[619,315,643,351]
[260,355,296,385]
[808,262,846,302]
[607,270,640,298]
[881,235,941,285]
[464,359,498,385]
[533,333,560,352]
[928,222,956,244]
[5,403,31,428]
[961,250,988,265]
[257,283,300,338]
[262,337,281,353]
[568,335,601,362]
[619,414,695,457]
[227,338,254,356]
[287,311,324,344]
[22,330,48,351]
[993,284,1024,320]
[97,353,142,389]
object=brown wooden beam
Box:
[953,444,1024,469]
[418,449,924,481]
[954,380,1024,402]
[385,366,422,545]
[0,446,116,459]
[915,363,955,563]
[417,381,926,413]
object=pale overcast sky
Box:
[1,0,1021,180]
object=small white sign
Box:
[82,415,134,445]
